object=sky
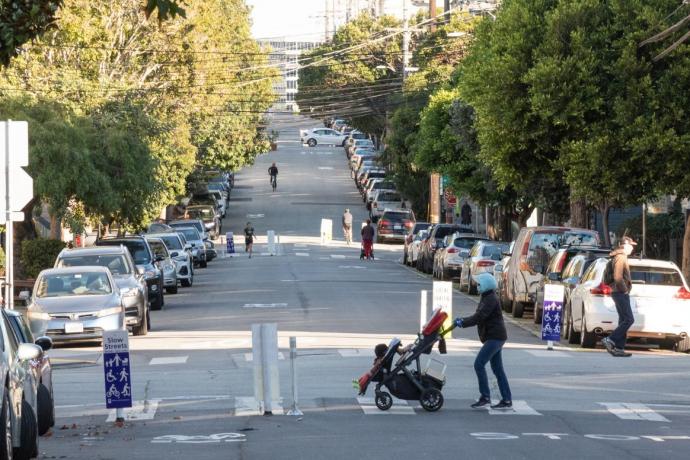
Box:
[245,0,328,42]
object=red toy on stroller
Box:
[360,240,374,260]
[356,308,455,412]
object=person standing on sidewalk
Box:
[602,236,636,357]
[454,273,512,410]
[342,208,353,245]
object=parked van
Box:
[504,226,600,318]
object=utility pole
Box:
[402,0,410,79]
[428,0,441,222]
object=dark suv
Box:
[376,210,416,244]
[417,224,473,274]
[96,236,165,310]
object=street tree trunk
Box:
[600,203,611,247]
[682,213,690,281]
[486,206,496,240]
[570,196,588,228]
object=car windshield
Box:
[36,272,112,297]
[187,208,214,220]
[157,235,182,250]
[179,228,201,241]
[482,244,509,260]
[57,254,132,275]
[171,221,205,234]
[99,240,151,265]
[631,267,683,286]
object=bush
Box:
[20,239,65,279]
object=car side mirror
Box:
[137,266,145,276]
[17,343,42,361]
[184,244,192,250]
[170,251,179,258]
[548,272,561,282]
[35,336,53,352]
[18,290,30,301]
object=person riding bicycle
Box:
[268,163,278,190]
[342,208,353,245]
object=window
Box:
[631,267,683,286]
[58,254,132,275]
[148,240,169,258]
[36,272,113,298]
[98,240,151,265]
[159,235,183,251]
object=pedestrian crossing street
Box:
[90,396,690,422]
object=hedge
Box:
[20,239,65,279]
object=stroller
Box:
[360,240,374,260]
[356,308,455,412]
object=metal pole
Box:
[115,408,124,424]
[4,121,13,310]
[286,336,303,416]
[260,324,273,415]
[420,290,427,330]
[641,203,647,258]
[402,0,410,80]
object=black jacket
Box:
[461,290,507,343]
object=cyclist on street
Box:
[244,221,255,258]
[268,163,278,191]
[342,208,353,245]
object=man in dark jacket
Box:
[602,236,636,357]
[454,273,512,409]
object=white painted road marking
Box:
[330,254,346,259]
[149,356,188,365]
[524,350,572,358]
[318,166,334,170]
[242,303,288,308]
[152,433,246,444]
[488,400,542,416]
[357,397,415,415]
[600,403,670,422]
[338,265,366,269]
[244,352,285,362]
[106,399,160,422]
[295,252,310,257]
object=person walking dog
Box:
[602,236,636,357]
[454,273,512,409]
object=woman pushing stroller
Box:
[454,272,513,410]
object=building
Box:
[258,39,321,112]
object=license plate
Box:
[394,225,402,230]
[64,322,84,334]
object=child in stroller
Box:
[356,308,454,412]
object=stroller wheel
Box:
[375,392,393,411]
[420,388,444,412]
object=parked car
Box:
[567,258,690,352]
[96,236,165,310]
[407,229,431,267]
[169,219,209,242]
[147,232,194,287]
[416,224,471,274]
[0,309,43,459]
[403,222,431,265]
[185,205,220,239]
[55,246,149,335]
[174,227,207,268]
[145,237,178,294]
[205,240,218,261]
[433,233,489,281]
[358,169,386,192]
[369,190,404,222]
[458,241,510,293]
[376,210,416,244]
[533,247,610,323]
[5,310,54,436]
[504,226,600,318]
[346,138,375,157]
[27,267,125,344]
[300,127,347,147]
[365,180,396,204]
[207,190,227,217]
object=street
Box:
[37,114,690,460]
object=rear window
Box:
[528,231,599,271]
[57,254,132,275]
[171,221,204,234]
[374,181,396,190]
[367,171,386,179]
[352,133,367,139]
[148,240,169,258]
[98,240,151,265]
[178,228,201,241]
[378,192,401,202]
[631,267,683,286]
[435,226,462,240]
[482,244,508,260]
[455,237,482,249]
[158,235,182,250]
[382,211,415,223]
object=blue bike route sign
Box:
[541,284,565,342]
[103,330,132,409]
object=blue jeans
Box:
[474,340,512,401]
[610,292,634,349]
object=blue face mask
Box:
[474,273,497,294]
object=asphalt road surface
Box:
[41,114,690,460]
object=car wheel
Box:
[200,260,208,268]
[468,276,478,295]
[0,390,13,460]
[677,335,690,353]
[165,286,178,294]
[580,314,596,349]
[14,399,37,460]
[37,384,53,436]
[307,138,317,147]
[566,304,580,344]
[181,277,192,287]
[403,251,408,265]
[511,299,524,318]
[133,307,148,336]
[533,300,543,324]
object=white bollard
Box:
[286,336,303,416]
[420,290,428,331]
[252,323,280,415]
[267,230,276,255]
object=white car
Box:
[566,258,690,351]
[369,190,404,222]
[459,241,510,294]
[300,128,347,147]
[408,229,430,266]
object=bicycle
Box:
[270,174,277,192]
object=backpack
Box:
[603,257,615,285]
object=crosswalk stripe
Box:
[488,400,541,416]
[357,397,415,415]
[244,352,285,362]
[338,349,374,358]
[524,350,573,358]
[600,403,670,422]
[149,356,188,365]
[295,252,310,257]
[106,399,160,422]
[330,254,346,259]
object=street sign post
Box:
[1,120,33,310]
[103,330,132,421]
[320,219,333,245]
[432,281,453,338]
[542,284,565,350]
[226,232,235,255]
